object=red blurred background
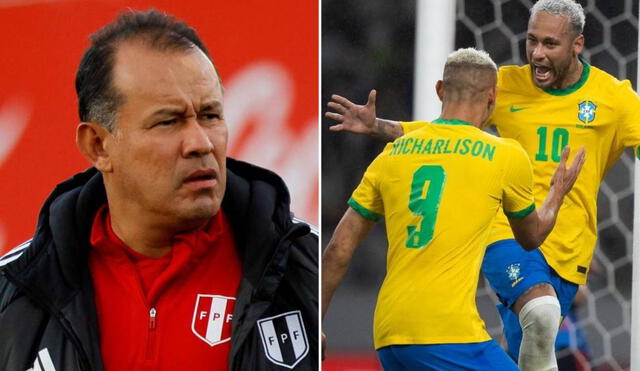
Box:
[0,0,318,253]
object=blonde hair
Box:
[445,48,497,70]
[531,0,585,35]
[442,48,497,102]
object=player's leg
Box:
[380,342,518,371]
[513,282,561,371]
[481,239,566,370]
[497,279,578,370]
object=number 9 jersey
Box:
[348,118,535,349]
[487,61,640,285]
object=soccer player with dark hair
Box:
[0,10,318,370]
[322,47,585,371]
[325,0,640,369]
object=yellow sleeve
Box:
[399,121,428,135]
[616,80,640,159]
[349,153,386,221]
[502,142,535,219]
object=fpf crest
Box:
[191,294,235,346]
[258,310,309,369]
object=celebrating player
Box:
[325,0,640,370]
[322,48,585,371]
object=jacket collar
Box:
[222,158,294,286]
[6,158,294,304]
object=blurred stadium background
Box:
[0,0,318,255]
[322,0,637,370]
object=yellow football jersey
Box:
[490,62,640,284]
[350,118,535,349]
[402,61,640,285]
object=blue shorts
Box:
[481,239,579,359]
[377,341,518,371]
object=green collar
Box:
[542,56,590,96]
[432,118,473,126]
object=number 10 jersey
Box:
[349,118,534,349]
[488,62,640,285]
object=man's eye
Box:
[156,119,177,126]
[203,113,220,120]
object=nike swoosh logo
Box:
[510,106,528,113]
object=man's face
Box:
[526,11,583,89]
[105,42,227,227]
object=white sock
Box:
[518,295,561,371]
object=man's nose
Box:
[182,119,213,157]
[531,44,545,60]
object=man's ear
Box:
[76,122,114,172]
[573,34,584,56]
[435,80,445,101]
[487,86,497,109]
[480,86,498,128]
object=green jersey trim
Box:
[636,147,640,160]
[504,203,535,219]
[543,58,590,96]
[432,118,473,126]
[348,197,382,221]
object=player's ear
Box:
[573,33,584,55]
[487,85,497,105]
[486,86,497,116]
[435,80,445,102]
[76,122,114,173]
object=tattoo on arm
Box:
[375,119,403,142]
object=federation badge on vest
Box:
[577,100,597,124]
[191,294,236,346]
[258,310,309,369]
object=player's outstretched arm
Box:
[509,146,586,250]
[326,89,404,141]
[321,208,375,359]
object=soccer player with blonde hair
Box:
[322,47,585,370]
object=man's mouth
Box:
[533,65,552,82]
[184,169,217,189]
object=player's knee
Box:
[518,295,561,338]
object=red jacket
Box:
[89,206,242,370]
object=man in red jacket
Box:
[0,10,317,371]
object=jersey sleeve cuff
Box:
[504,203,535,219]
[348,197,382,222]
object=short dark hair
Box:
[75,9,213,131]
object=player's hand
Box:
[550,146,586,196]
[326,89,377,135]
[321,332,327,360]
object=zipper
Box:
[146,307,157,360]
[2,269,92,370]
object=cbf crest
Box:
[191,294,235,346]
[258,310,309,369]
[578,100,597,124]
[507,263,523,287]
